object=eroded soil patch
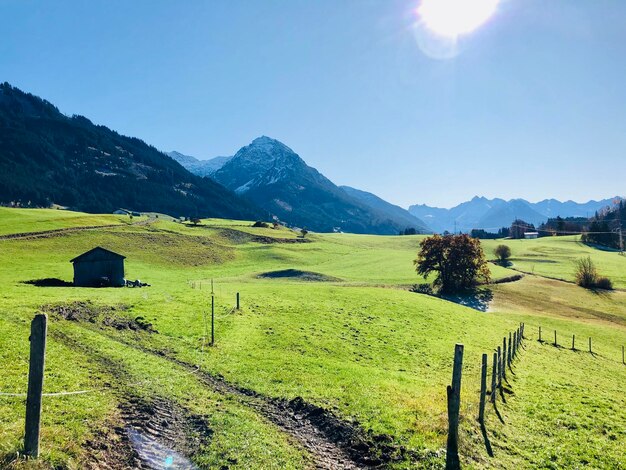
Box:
[218,228,311,245]
[43,301,157,332]
[258,269,341,282]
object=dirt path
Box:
[118,339,407,469]
[51,331,210,470]
[53,326,408,469]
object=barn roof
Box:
[70,246,126,263]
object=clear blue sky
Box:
[2,0,625,208]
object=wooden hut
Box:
[71,247,126,287]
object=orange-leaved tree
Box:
[414,234,490,293]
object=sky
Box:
[1,0,625,208]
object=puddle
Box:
[127,428,198,470]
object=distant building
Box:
[510,219,536,239]
[71,247,126,287]
[113,209,130,215]
[524,232,539,239]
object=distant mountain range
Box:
[409,196,622,233]
[0,83,261,219]
[2,83,620,236]
[172,137,430,235]
[167,151,232,178]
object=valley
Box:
[0,208,624,469]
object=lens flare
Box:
[417,0,499,37]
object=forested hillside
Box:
[0,83,261,220]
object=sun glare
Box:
[417,0,499,37]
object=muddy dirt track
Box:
[52,324,413,469]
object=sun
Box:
[417,0,499,37]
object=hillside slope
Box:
[0,83,261,219]
[340,185,430,233]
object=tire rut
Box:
[110,337,410,469]
[52,331,211,470]
[53,327,413,469]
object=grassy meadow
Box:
[0,208,624,469]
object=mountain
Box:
[0,83,261,219]
[167,151,232,177]
[210,136,425,234]
[340,186,430,233]
[409,196,621,233]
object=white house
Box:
[524,232,539,239]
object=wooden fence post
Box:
[513,331,517,359]
[572,335,575,350]
[478,354,487,423]
[507,333,512,368]
[491,352,497,403]
[497,346,502,388]
[554,330,557,347]
[24,314,48,458]
[236,292,240,310]
[502,338,507,380]
[589,337,592,353]
[446,344,464,470]
[622,345,624,365]
[211,295,215,346]
[539,326,542,342]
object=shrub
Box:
[494,244,511,264]
[411,283,434,295]
[252,221,269,228]
[595,277,613,290]
[575,256,598,288]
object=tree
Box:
[190,217,201,226]
[414,234,490,293]
[494,244,511,264]
[300,228,309,238]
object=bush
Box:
[595,277,613,290]
[575,257,598,288]
[411,283,434,295]
[252,221,269,228]
[494,244,511,264]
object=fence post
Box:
[572,335,575,350]
[513,331,517,359]
[479,354,487,423]
[507,333,512,368]
[236,292,240,310]
[502,338,507,380]
[589,337,592,353]
[24,314,48,458]
[211,295,215,346]
[446,344,464,470]
[491,352,497,403]
[554,330,557,347]
[622,345,624,365]
[497,346,502,388]
[539,326,542,342]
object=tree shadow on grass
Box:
[440,288,494,312]
[22,278,74,287]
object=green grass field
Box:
[0,209,624,469]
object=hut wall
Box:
[73,259,125,287]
